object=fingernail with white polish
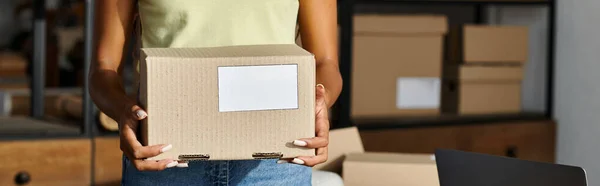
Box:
[293,140,307,147]
[160,144,172,153]
[317,84,325,90]
[136,110,147,119]
[291,158,305,165]
[166,161,178,168]
[177,163,189,168]
[277,160,288,164]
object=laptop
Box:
[435,149,588,186]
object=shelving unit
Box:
[0,0,92,141]
[0,1,95,185]
[334,0,556,129]
[0,0,558,184]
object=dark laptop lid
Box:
[435,149,587,186]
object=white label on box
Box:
[218,64,298,112]
[396,77,441,109]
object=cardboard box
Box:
[442,65,523,115]
[448,25,529,63]
[352,15,447,118]
[343,152,439,186]
[313,127,364,173]
[0,88,82,117]
[139,44,315,161]
[0,52,27,77]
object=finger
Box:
[176,162,189,168]
[315,85,328,117]
[296,147,328,167]
[316,84,327,106]
[132,143,172,159]
[315,112,330,138]
[131,105,148,120]
[295,155,327,167]
[121,123,171,159]
[120,123,143,154]
[293,137,328,148]
[279,158,306,165]
[133,159,178,171]
[314,85,330,136]
[277,158,292,164]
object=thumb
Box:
[316,84,326,103]
[131,105,148,120]
[315,84,328,117]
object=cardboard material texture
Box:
[0,52,27,77]
[462,25,529,63]
[313,127,364,173]
[442,65,523,115]
[343,152,439,186]
[140,44,315,161]
[444,64,524,81]
[0,88,81,117]
[352,15,447,118]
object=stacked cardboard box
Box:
[0,52,27,77]
[443,25,529,115]
[351,15,448,119]
[0,52,29,90]
[0,88,82,117]
[318,127,439,186]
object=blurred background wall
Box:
[555,0,600,185]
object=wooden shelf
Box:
[355,113,548,130]
[359,119,556,163]
[0,117,81,139]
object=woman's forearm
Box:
[89,68,136,121]
[91,0,137,120]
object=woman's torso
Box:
[137,0,299,48]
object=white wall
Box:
[490,2,600,184]
[555,0,600,185]
[488,6,548,113]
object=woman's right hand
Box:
[119,105,180,171]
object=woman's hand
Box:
[282,84,330,166]
[119,104,182,171]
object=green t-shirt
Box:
[137,0,299,48]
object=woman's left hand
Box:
[280,84,330,166]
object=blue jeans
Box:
[122,156,312,186]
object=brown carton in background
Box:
[313,127,364,173]
[352,15,447,119]
[0,52,27,78]
[343,152,439,186]
[444,64,524,82]
[0,88,81,117]
[140,45,315,161]
[459,82,521,114]
[447,25,529,63]
[464,25,528,63]
[442,65,523,115]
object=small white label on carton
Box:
[218,64,299,112]
[396,77,441,109]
